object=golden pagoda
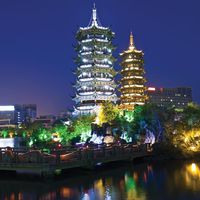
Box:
[119,32,147,110]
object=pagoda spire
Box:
[129,32,135,50]
[91,3,98,27]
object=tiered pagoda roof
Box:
[119,33,147,110]
[73,5,117,115]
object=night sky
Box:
[0,0,199,115]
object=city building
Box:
[0,105,16,129]
[14,104,37,125]
[34,115,56,128]
[58,111,72,119]
[0,104,37,128]
[147,87,193,108]
[119,32,147,110]
[73,5,118,115]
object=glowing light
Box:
[0,138,14,147]
[120,131,132,142]
[147,87,156,91]
[124,93,142,96]
[82,39,92,43]
[103,135,115,144]
[0,105,15,111]
[82,58,88,63]
[96,77,112,81]
[96,38,108,42]
[125,58,134,62]
[52,133,61,142]
[60,187,71,198]
[90,133,103,144]
[124,102,145,105]
[95,64,110,68]
[123,75,143,79]
[79,78,93,82]
[190,146,196,151]
[191,163,197,172]
[83,193,90,200]
[80,64,92,68]
[81,52,92,55]
[185,163,200,181]
[123,84,143,88]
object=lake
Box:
[0,160,200,200]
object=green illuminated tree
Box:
[71,115,95,142]
[28,128,52,148]
[0,129,9,138]
[52,124,70,144]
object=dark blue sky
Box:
[0,0,199,115]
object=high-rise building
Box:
[0,104,37,128]
[73,5,117,115]
[0,105,15,128]
[119,33,146,110]
[14,104,37,125]
[147,87,193,108]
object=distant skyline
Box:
[0,0,199,115]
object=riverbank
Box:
[147,142,200,162]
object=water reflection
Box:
[185,163,200,191]
[0,161,200,200]
[186,163,200,180]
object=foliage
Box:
[28,128,52,147]
[0,129,9,138]
[182,103,200,128]
[180,129,200,152]
[115,105,164,143]
[163,103,200,154]
[96,101,119,126]
[71,115,95,142]
[0,102,199,154]
[0,128,16,138]
[52,124,70,144]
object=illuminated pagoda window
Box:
[119,32,147,110]
[73,4,118,115]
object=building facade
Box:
[0,106,15,128]
[0,104,37,128]
[119,33,146,110]
[147,87,193,108]
[34,115,56,129]
[73,5,117,115]
[14,104,37,125]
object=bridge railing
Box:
[0,143,152,165]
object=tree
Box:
[0,129,9,138]
[52,124,70,144]
[29,127,52,148]
[96,101,119,126]
[163,103,200,154]
[71,115,95,142]
[182,103,200,128]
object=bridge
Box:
[0,144,153,176]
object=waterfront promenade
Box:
[0,144,152,176]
